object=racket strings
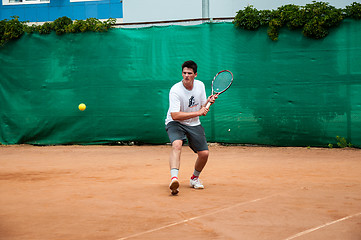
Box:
[213,71,233,93]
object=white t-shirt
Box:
[165,80,207,126]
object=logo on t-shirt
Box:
[188,96,199,108]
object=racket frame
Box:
[205,70,233,109]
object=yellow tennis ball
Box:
[78,103,86,111]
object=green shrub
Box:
[233,1,360,41]
[344,2,361,19]
[0,16,24,46]
[38,22,53,34]
[0,16,116,47]
[65,18,116,33]
[233,5,264,30]
[53,16,72,35]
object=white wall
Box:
[123,0,359,23]
[123,0,201,23]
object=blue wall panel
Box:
[0,0,122,22]
[85,4,97,18]
[96,3,109,19]
[1,7,14,19]
[24,7,37,21]
[71,5,86,20]
[48,6,65,21]
[109,3,122,18]
[36,6,49,22]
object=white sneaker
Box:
[190,177,204,189]
[169,177,179,195]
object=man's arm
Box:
[171,94,218,121]
[171,107,208,121]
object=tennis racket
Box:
[205,70,233,109]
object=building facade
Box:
[0,0,123,23]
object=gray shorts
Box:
[166,121,208,153]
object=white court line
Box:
[283,212,361,240]
[117,190,296,240]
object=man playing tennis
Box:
[165,60,218,195]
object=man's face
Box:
[182,67,197,84]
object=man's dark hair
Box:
[182,60,197,73]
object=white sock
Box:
[171,168,179,179]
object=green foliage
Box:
[53,16,73,35]
[0,16,25,46]
[0,16,116,47]
[234,1,360,41]
[233,6,264,30]
[37,22,53,34]
[303,2,343,39]
[336,136,352,148]
[344,2,361,19]
[66,18,116,33]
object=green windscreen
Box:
[0,21,360,147]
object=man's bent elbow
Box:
[171,112,180,120]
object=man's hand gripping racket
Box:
[205,70,233,109]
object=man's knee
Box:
[172,140,183,152]
[197,150,209,159]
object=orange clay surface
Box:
[0,145,360,240]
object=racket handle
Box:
[205,101,211,109]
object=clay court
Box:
[0,145,360,240]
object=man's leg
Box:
[169,140,182,195]
[195,150,209,172]
[190,150,209,189]
[169,140,183,170]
